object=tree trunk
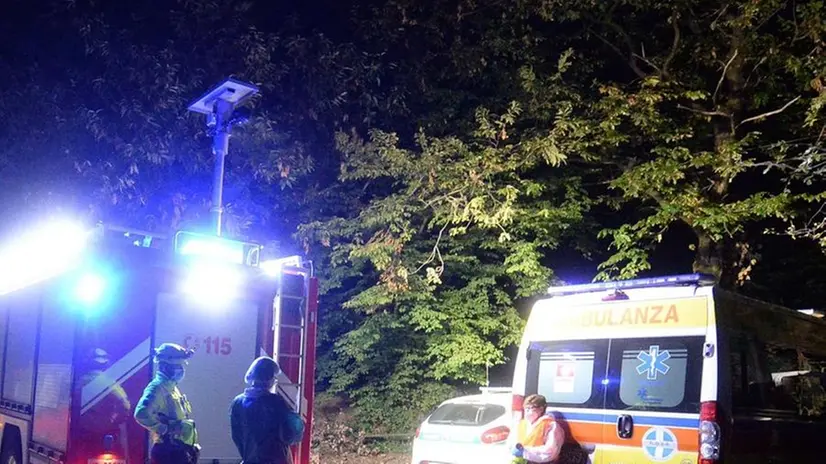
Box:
[692,229,727,284]
[693,25,746,289]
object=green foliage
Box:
[5,0,826,435]
[299,0,826,429]
[300,99,590,428]
[509,0,826,285]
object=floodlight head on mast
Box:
[186,77,260,237]
[187,77,259,115]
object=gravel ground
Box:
[312,452,410,464]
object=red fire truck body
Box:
[0,224,318,464]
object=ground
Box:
[312,452,410,464]
[310,397,415,464]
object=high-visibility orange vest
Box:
[516,415,555,447]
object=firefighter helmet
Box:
[154,343,194,365]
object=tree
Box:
[296,0,603,430]
[299,0,826,430]
[524,0,826,285]
[0,0,397,240]
[5,0,826,435]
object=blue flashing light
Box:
[61,263,119,317]
[180,262,243,307]
[177,235,245,264]
[547,273,716,296]
[74,273,106,305]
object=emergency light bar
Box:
[173,231,261,266]
[259,256,302,277]
[547,273,716,296]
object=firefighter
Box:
[134,343,200,464]
[229,356,305,464]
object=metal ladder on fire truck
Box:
[270,259,314,421]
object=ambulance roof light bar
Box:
[547,273,716,296]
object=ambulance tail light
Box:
[699,401,721,464]
[511,394,524,422]
[481,425,510,444]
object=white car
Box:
[411,387,513,464]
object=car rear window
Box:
[427,403,506,426]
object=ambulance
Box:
[0,220,319,464]
[511,273,826,464]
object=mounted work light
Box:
[0,219,92,295]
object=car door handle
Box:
[616,414,634,439]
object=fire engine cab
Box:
[0,219,319,464]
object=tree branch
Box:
[587,26,646,78]
[584,8,648,80]
[603,17,647,78]
[737,96,801,127]
[677,104,731,118]
[632,52,662,74]
[713,49,738,103]
[662,10,681,78]
[414,220,448,275]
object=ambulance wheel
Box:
[0,426,22,464]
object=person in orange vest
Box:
[510,394,565,463]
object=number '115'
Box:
[204,337,232,355]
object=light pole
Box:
[187,78,259,236]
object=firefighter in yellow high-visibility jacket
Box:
[134,343,200,464]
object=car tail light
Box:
[699,401,721,464]
[481,425,510,444]
[512,394,524,422]
[414,426,421,439]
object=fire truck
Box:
[0,220,319,464]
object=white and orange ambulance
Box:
[511,274,826,464]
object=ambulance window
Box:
[608,337,703,413]
[526,340,607,407]
[735,335,826,416]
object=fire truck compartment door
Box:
[153,292,259,461]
